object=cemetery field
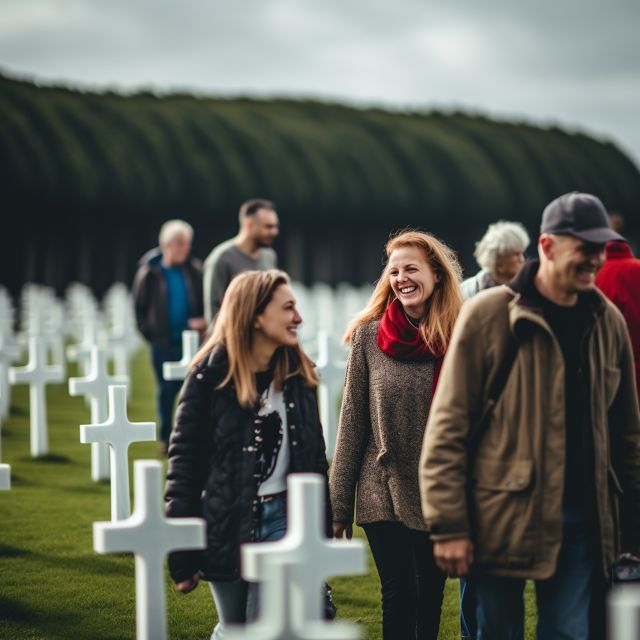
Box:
[0,347,537,639]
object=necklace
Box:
[403,310,420,329]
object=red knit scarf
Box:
[376,298,444,389]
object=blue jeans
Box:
[460,576,477,638]
[209,493,287,639]
[150,343,182,443]
[475,507,594,640]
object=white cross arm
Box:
[162,330,200,381]
[94,519,149,554]
[242,528,366,584]
[80,420,156,446]
[79,386,156,447]
[9,363,64,385]
[69,374,129,397]
[94,507,206,556]
[94,515,206,552]
[93,460,206,554]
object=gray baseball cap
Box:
[540,192,625,243]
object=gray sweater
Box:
[329,320,436,531]
[203,239,277,323]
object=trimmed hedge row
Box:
[1,73,638,291]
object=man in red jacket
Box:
[596,239,640,401]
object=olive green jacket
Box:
[420,263,640,579]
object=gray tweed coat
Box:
[329,320,437,531]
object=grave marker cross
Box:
[609,583,640,640]
[9,336,64,456]
[227,473,366,640]
[94,460,206,640]
[81,385,156,520]
[315,332,347,460]
[162,330,200,381]
[0,463,10,490]
[0,335,20,421]
[69,346,128,481]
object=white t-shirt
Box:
[256,381,290,496]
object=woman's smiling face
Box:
[254,284,303,348]
[388,245,439,318]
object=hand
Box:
[332,522,353,540]
[188,317,207,331]
[175,574,200,594]
[433,537,474,576]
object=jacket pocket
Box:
[471,458,534,565]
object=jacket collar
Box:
[504,259,606,335]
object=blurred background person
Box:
[203,198,279,325]
[457,217,530,639]
[461,221,530,299]
[607,211,625,235]
[133,219,205,454]
[330,229,463,640]
[596,219,640,402]
[165,270,329,639]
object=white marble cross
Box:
[81,385,156,520]
[67,317,98,378]
[0,335,21,422]
[315,332,347,460]
[105,326,139,396]
[9,336,64,457]
[69,346,128,481]
[0,464,10,490]
[226,473,366,640]
[102,284,140,397]
[94,460,206,640]
[609,583,640,640]
[162,330,200,381]
[46,304,67,375]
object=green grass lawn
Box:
[0,347,537,639]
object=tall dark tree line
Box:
[1,72,639,294]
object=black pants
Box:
[363,521,446,640]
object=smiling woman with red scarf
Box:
[330,229,463,640]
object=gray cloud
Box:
[1,0,639,165]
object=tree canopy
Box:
[1,72,638,292]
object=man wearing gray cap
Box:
[419,192,640,638]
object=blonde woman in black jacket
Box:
[164,270,329,639]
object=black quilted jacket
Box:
[164,345,330,583]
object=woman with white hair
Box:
[461,221,530,300]
[458,223,529,639]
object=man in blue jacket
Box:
[133,219,205,453]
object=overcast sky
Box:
[2,0,639,167]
